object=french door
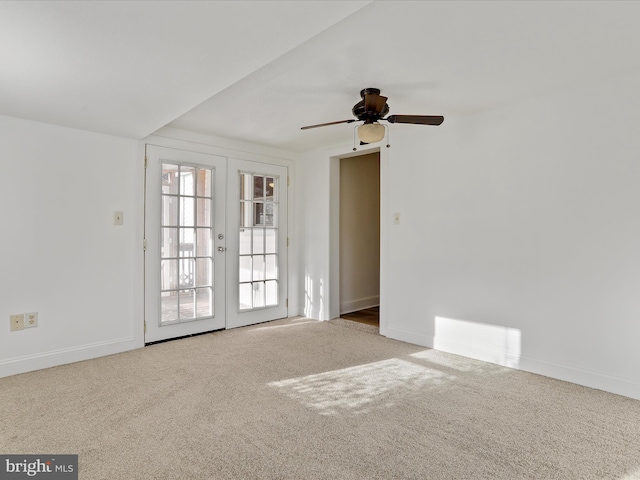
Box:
[226,158,288,328]
[144,146,288,343]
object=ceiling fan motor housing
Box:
[352,87,389,123]
[360,87,381,98]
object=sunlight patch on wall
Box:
[268,358,455,416]
[304,273,326,319]
[304,274,314,318]
[433,316,522,369]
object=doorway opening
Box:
[338,152,380,328]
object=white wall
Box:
[296,71,640,400]
[296,149,332,320]
[339,153,380,313]
[0,115,141,377]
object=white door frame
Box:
[328,145,389,335]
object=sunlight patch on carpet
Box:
[269,358,455,416]
[619,467,640,480]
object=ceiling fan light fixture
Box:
[357,122,385,143]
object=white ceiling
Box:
[2,1,640,152]
[0,0,369,139]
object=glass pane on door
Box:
[161,163,215,323]
[238,172,280,311]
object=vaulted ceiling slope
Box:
[2,1,640,152]
[0,0,370,139]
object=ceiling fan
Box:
[301,88,443,146]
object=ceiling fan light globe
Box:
[358,123,385,143]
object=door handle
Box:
[218,246,226,252]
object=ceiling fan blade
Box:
[364,93,388,114]
[385,115,444,125]
[300,119,356,130]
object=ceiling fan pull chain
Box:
[353,125,358,151]
[385,124,391,148]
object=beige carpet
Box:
[1,317,640,479]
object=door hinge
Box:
[286,237,289,247]
[287,176,290,186]
[144,156,148,169]
[144,321,147,333]
[143,238,147,251]
[286,299,288,308]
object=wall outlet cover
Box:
[25,312,38,328]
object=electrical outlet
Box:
[10,314,24,331]
[25,312,38,328]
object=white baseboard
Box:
[340,296,379,315]
[517,355,640,401]
[382,327,640,401]
[0,337,139,379]
[382,325,431,347]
